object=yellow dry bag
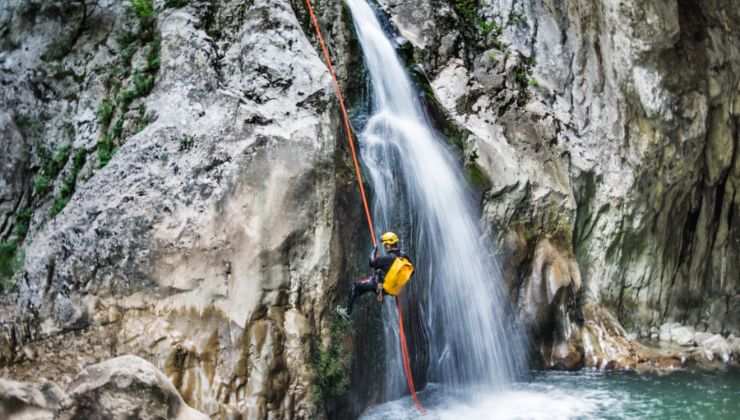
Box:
[382,257,414,296]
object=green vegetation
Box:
[97,135,115,168]
[132,71,155,97]
[33,144,71,197]
[132,106,155,134]
[2,205,33,290]
[97,98,114,128]
[96,3,161,169]
[131,0,154,19]
[13,114,43,139]
[50,149,87,216]
[33,173,51,196]
[479,19,501,37]
[0,241,21,291]
[480,18,504,49]
[465,150,492,190]
[514,56,537,102]
[146,39,161,72]
[452,0,478,23]
[312,315,352,403]
[14,208,32,238]
[514,65,529,88]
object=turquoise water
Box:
[360,370,740,420]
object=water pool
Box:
[360,369,740,420]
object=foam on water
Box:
[361,370,740,420]
[360,382,622,420]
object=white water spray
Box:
[345,0,528,400]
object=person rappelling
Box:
[338,231,415,317]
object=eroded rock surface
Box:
[0,356,208,420]
[0,379,65,420]
[58,355,208,420]
[382,0,740,369]
[1,0,360,418]
[2,0,740,419]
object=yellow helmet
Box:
[381,231,399,247]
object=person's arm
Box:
[371,255,396,271]
[369,245,379,268]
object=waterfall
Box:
[345,0,528,400]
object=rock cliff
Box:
[1,0,362,418]
[379,0,739,369]
[1,0,739,419]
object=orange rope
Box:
[302,0,425,414]
[396,296,427,414]
[302,0,376,247]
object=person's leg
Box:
[348,276,378,314]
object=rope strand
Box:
[303,0,376,247]
[302,0,425,414]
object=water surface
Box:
[360,370,740,420]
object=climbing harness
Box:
[302,0,426,414]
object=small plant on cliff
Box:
[97,98,114,128]
[97,135,115,168]
[478,19,501,37]
[0,241,20,292]
[14,208,32,238]
[312,314,352,404]
[146,38,161,72]
[33,144,71,197]
[131,0,154,19]
[453,0,478,23]
[50,149,87,217]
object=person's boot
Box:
[346,283,358,315]
[335,305,351,320]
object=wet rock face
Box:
[383,0,740,367]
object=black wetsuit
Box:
[347,247,407,314]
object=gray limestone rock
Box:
[671,326,696,347]
[1,0,358,418]
[0,379,65,420]
[699,334,731,363]
[383,0,740,367]
[58,355,208,420]
[2,0,740,417]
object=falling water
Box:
[345,0,528,401]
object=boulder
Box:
[700,335,731,363]
[694,332,713,344]
[659,322,681,342]
[729,335,740,355]
[0,379,65,420]
[671,325,696,346]
[57,355,208,420]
